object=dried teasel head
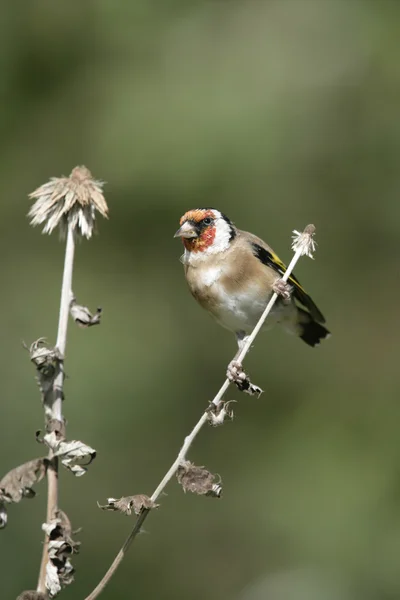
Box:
[28,166,108,239]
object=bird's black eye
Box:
[203,217,212,225]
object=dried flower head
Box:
[291,224,316,259]
[28,166,108,239]
[177,461,222,498]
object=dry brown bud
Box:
[176,461,222,498]
[28,165,108,239]
[98,494,159,516]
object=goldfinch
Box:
[174,208,330,394]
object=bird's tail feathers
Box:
[297,308,330,347]
[281,307,330,347]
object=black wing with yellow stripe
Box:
[251,243,326,324]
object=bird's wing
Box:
[239,230,326,324]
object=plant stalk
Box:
[37,225,75,595]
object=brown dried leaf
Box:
[43,509,80,597]
[0,458,48,529]
[44,435,96,476]
[207,400,236,426]
[26,338,63,417]
[98,494,159,516]
[0,458,48,504]
[177,461,222,498]
[28,338,62,372]
[46,560,62,597]
[70,296,102,328]
[42,511,80,554]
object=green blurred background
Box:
[1,0,400,598]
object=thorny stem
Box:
[37,225,75,595]
[84,225,315,600]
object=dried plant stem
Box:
[85,226,313,600]
[53,225,75,418]
[37,225,75,595]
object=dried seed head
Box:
[28,166,108,239]
[176,461,222,498]
[98,494,159,516]
[291,224,316,259]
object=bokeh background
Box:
[1,0,400,598]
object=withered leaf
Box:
[28,338,62,374]
[42,511,80,553]
[98,494,159,516]
[46,552,74,597]
[177,461,222,498]
[70,296,102,328]
[0,458,48,529]
[44,434,96,476]
[26,338,62,416]
[46,560,61,598]
[207,400,236,426]
[0,458,48,504]
[43,509,79,597]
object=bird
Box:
[174,208,330,395]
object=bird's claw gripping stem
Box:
[272,278,292,303]
[226,360,263,397]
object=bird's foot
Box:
[226,360,263,397]
[272,278,292,303]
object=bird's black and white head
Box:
[174,208,236,260]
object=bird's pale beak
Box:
[174,222,198,239]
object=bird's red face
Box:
[174,209,217,253]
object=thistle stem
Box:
[84,225,314,600]
[37,224,75,595]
